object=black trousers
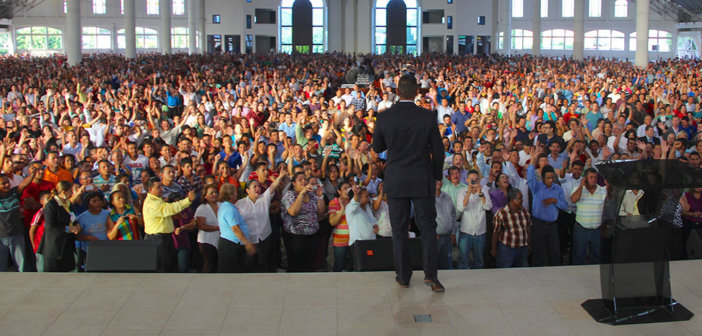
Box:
[218,237,246,273]
[531,218,561,267]
[283,231,316,272]
[558,211,575,265]
[44,239,76,272]
[198,242,218,273]
[145,233,177,272]
[246,235,273,272]
[387,196,438,284]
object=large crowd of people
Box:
[0,52,700,273]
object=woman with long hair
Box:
[195,184,221,273]
[106,190,143,240]
[38,181,80,272]
[280,172,325,272]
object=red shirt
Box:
[21,180,55,228]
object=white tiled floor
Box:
[0,260,700,336]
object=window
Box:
[374,0,420,55]
[541,0,548,17]
[584,29,624,51]
[512,0,523,18]
[478,16,485,25]
[588,0,601,17]
[498,31,504,49]
[120,0,124,14]
[280,0,325,54]
[246,15,252,29]
[63,0,67,13]
[93,0,106,14]
[213,15,221,23]
[171,27,199,48]
[117,27,159,49]
[447,16,452,29]
[82,27,111,49]
[15,27,63,51]
[614,0,628,18]
[541,29,573,50]
[562,0,574,17]
[245,34,253,54]
[510,29,532,50]
[629,30,672,52]
[147,0,159,15]
[173,0,184,15]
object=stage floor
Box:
[0,261,700,336]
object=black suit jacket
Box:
[638,136,660,146]
[37,199,74,260]
[372,101,444,198]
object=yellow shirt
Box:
[142,193,192,234]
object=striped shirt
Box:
[493,205,531,248]
[573,185,607,229]
[329,198,349,247]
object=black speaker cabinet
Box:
[351,238,423,272]
[85,240,161,272]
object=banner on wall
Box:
[677,32,700,59]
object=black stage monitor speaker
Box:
[351,238,423,272]
[85,240,161,272]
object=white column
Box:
[504,0,511,55]
[160,0,172,54]
[188,0,197,54]
[65,0,81,66]
[124,0,136,59]
[492,0,498,54]
[635,0,649,68]
[532,0,541,55]
[573,0,585,61]
[199,0,206,53]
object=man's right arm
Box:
[371,118,386,153]
[151,197,192,218]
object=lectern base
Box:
[582,298,694,325]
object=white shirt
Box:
[456,185,492,235]
[619,190,644,216]
[346,198,377,246]
[377,100,393,112]
[235,188,275,243]
[373,198,392,237]
[86,123,107,147]
[194,203,220,248]
[560,174,582,214]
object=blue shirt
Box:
[278,122,297,141]
[547,152,567,169]
[527,165,567,222]
[451,110,470,133]
[218,201,249,244]
[76,209,109,251]
[218,150,242,169]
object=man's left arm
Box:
[429,118,445,181]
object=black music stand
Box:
[582,159,699,325]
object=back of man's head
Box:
[397,75,418,100]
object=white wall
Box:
[8,0,682,58]
[504,0,678,60]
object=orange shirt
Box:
[43,168,73,185]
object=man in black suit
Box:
[372,75,446,292]
[638,125,661,146]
